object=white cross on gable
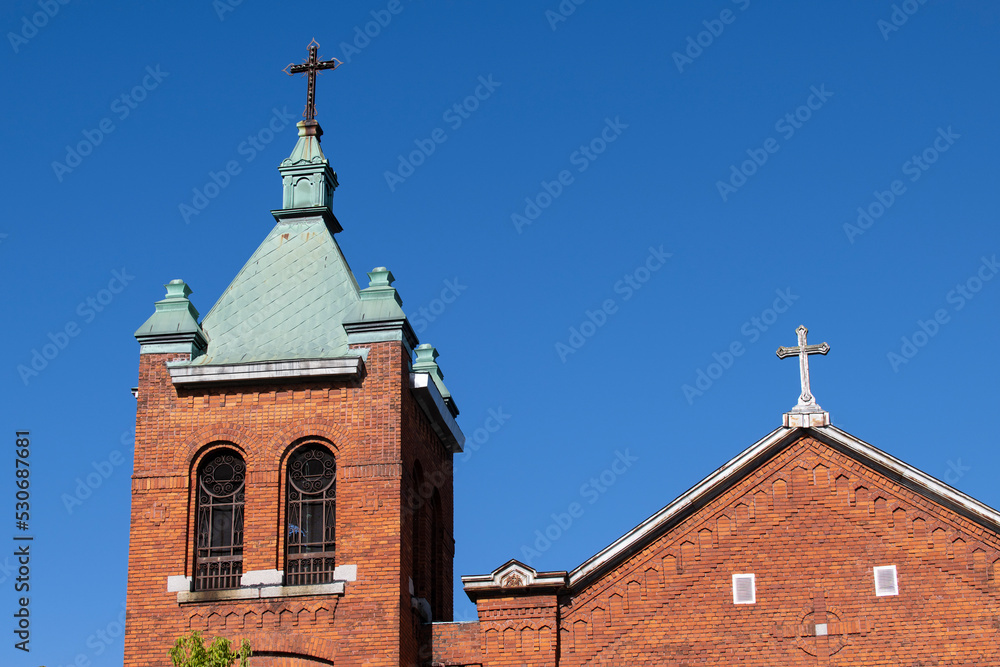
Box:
[776,325,831,427]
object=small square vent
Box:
[732,573,756,604]
[874,565,898,596]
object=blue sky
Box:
[2,1,999,664]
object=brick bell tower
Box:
[124,43,464,667]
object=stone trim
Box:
[168,357,364,386]
[240,569,283,586]
[177,580,346,604]
[463,559,567,600]
[167,575,192,593]
[410,372,464,453]
[784,409,830,427]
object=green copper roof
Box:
[283,123,327,166]
[163,121,422,368]
[278,121,338,212]
[344,267,406,322]
[181,217,362,366]
[134,279,204,338]
[134,279,208,355]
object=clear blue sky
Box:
[2,1,999,664]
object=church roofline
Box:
[564,424,1000,591]
[167,356,365,386]
[460,422,1000,597]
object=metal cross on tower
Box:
[284,39,342,122]
[776,325,830,410]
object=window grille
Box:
[285,445,336,586]
[195,449,245,591]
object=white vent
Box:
[732,573,756,604]
[874,565,898,596]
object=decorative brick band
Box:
[341,463,402,480]
[132,475,188,492]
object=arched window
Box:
[195,448,245,591]
[285,444,336,586]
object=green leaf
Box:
[168,631,252,667]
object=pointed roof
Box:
[171,117,389,368]
[141,108,462,438]
[182,217,361,366]
[283,120,328,166]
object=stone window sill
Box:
[177,581,345,604]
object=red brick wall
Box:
[451,435,1000,666]
[477,594,559,667]
[430,621,482,666]
[559,435,1000,665]
[124,337,456,667]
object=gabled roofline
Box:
[815,424,1000,534]
[564,424,1000,592]
[462,559,567,601]
[565,425,792,590]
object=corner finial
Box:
[359,267,402,306]
[134,279,207,356]
[412,343,458,417]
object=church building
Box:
[123,45,1000,666]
